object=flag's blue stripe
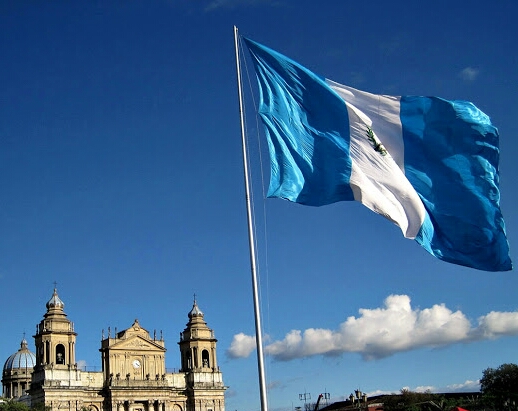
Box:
[244,38,354,206]
[244,37,512,271]
[400,96,512,271]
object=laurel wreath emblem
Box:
[366,126,387,156]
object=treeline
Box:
[382,390,481,411]
[320,363,518,411]
[0,402,49,411]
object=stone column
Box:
[68,341,74,365]
[211,347,217,370]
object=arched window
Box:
[202,350,210,368]
[56,344,66,364]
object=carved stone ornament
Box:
[127,340,150,348]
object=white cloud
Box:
[413,385,436,393]
[367,389,400,396]
[227,332,256,358]
[459,67,480,82]
[474,311,518,338]
[444,380,480,392]
[227,294,518,361]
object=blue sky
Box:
[1,1,517,411]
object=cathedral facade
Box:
[2,289,226,411]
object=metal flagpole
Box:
[233,25,269,411]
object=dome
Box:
[3,338,36,372]
[46,287,65,310]
[188,299,204,318]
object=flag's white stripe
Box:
[327,80,405,170]
[327,79,426,239]
[244,37,511,271]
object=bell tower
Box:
[178,298,226,411]
[33,288,77,369]
[179,298,218,372]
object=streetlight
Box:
[349,389,368,410]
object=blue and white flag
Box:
[243,37,512,272]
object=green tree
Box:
[0,400,30,411]
[480,363,518,409]
[29,403,50,411]
[383,389,442,411]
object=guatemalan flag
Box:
[243,37,512,272]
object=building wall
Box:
[10,290,227,411]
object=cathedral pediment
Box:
[101,320,166,353]
[106,334,166,352]
[117,319,149,339]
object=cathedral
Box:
[2,288,227,411]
